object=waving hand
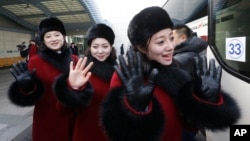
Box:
[193,56,222,102]
[10,61,35,92]
[68,57,93,90]
[114,49,158,111]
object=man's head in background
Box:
[172,24,193,46]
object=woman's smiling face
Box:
[90,38,112,62]
[44,31,65,51]
[146,28,176,66]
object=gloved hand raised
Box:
[114,49,158,111]
[10,61,36,92]
[193,56,222,102]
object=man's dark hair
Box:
[173,24,193,38]
[29,39,35,43]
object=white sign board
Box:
[226,37,246,62]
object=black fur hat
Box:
[86,23,115,46]
[38,17,66,41]
[128,6,173,46]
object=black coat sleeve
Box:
[175,82,241,131]
[8,78,44,106]
[100,86,164,141]
[53,73,93,108]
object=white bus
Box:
[163,0,250,141]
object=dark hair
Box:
[127,7,176,76]
[173,24,193,38]
[30,39,35,43]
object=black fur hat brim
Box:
[86,23,115,46]
[38,17,66,41]
[128,6,173,46]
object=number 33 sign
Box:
[226,37,246,62]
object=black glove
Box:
[193,56,222,102]
[10,61,36,92]
[114,49,158,111]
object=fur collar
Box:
[149,62,192,98]
[87,55,117,82]
[39,46,73,73]
[156,68,192,97]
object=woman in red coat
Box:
[28,42,38,60]
[100,6,241,141]
[8,17,93,141]
[54,23,117,141]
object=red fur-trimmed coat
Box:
[54,56,117,141]
[101,65,241,141]
[8,47,87,141]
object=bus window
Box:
[212,0,250,82]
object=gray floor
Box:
[0,67,33,141]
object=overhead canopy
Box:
[0,0,102,35]
[162,0,207,25]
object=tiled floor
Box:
[0,68,33,141]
